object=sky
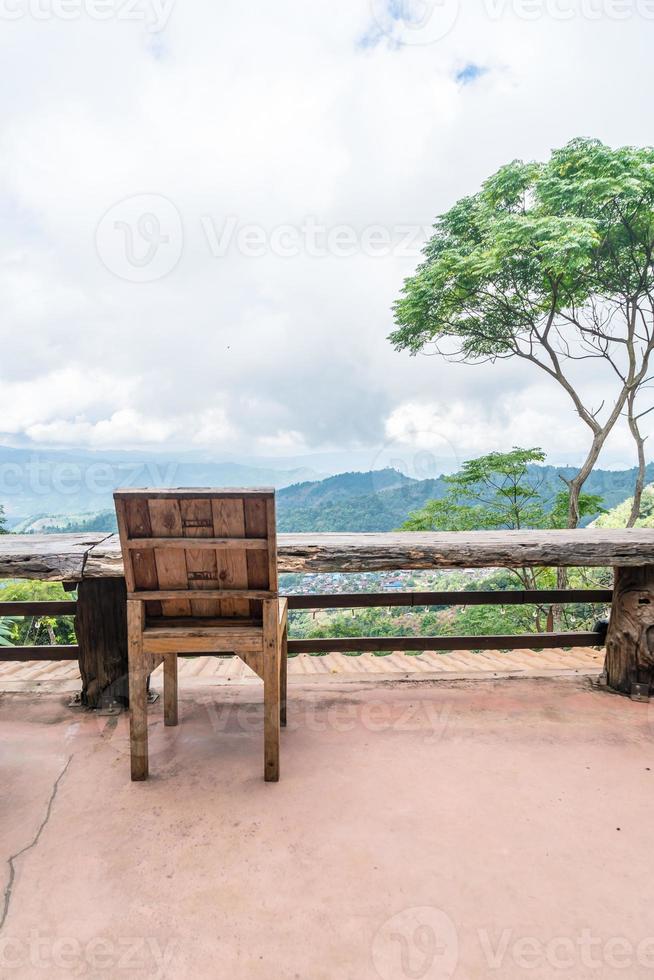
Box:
[1,0,653,475]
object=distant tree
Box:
[401,448,603,541]
[546,489,606,529]
[305,607,412,641]
[402,448,550,536]
[390,138,654,528]
[0,505,7,534]
[401,448,604,629]
[440,602,534,640]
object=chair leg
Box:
[263,600,280,782]
[127,601,148,781]
[280,619,288,728]
[163,654,178,727]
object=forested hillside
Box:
[595,486,654,528]
[277,470,445,531]
[276,463,654,532]
[278,469,414,506]
[12,462,654,534]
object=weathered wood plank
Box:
[180,498,222,618]
[0,533,107,580]
[147,498,192,616]
[211,498,250,618]
[286,589,614,609]
[125,537,268,550]
[114,488,275,499]
[1,528,654,581]
[288,632,602,653]
[0,601,78,616]
[127,589,275,601]
[274,530,654,572]
[0,645,79,661]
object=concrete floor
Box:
[1,678,653,979]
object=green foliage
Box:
[595,484,654,528]
[287,560,610,645]
[276,463,633,532]
[0,617,16,646]
[280,469,413,506]
[547,490,606,528]
[401,448,605,534]
[289,605,450,654]
[390,138,654,360]
[402,448,549,531]
[15,462,649,536]
[22,511,118,534]
[400,448,608,630]
[440,603,534,638]
[0,505,7,534]
[296,608,414,640]
[0,581,76,646]
[55,511,117,533]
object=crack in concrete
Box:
[0,754,73,933]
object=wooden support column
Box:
[605,566,654,695]
[75,578,129,708]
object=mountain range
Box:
[0,445,321,522]
[8,459,654,534]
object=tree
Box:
[402,448,550,538]
[626,389,648,526]
[0,618,15,647]
[401,447,603,629]
[401,448,603,541]
[594,484,654,529]
[390,138,654,528]
[0,505,7,534]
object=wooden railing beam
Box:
[289,632,602,654]
[0,601,77,616]
[1,527,653,697]
[1,530,654,580]
[286,589,613,610]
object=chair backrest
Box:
[113,488,278,620]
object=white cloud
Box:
[25,409,176,447]
[0,0,651,468]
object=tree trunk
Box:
[604,565,654,695]
[76,578,129,708]
[566,432,605,529]
[627,391,646,528]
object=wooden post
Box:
[163,654,178,726]
[75,578,129,708]
[262,598,280,782]
[605,565,654,695]
[127,599,148,780]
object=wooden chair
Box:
[113,488,288,782]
